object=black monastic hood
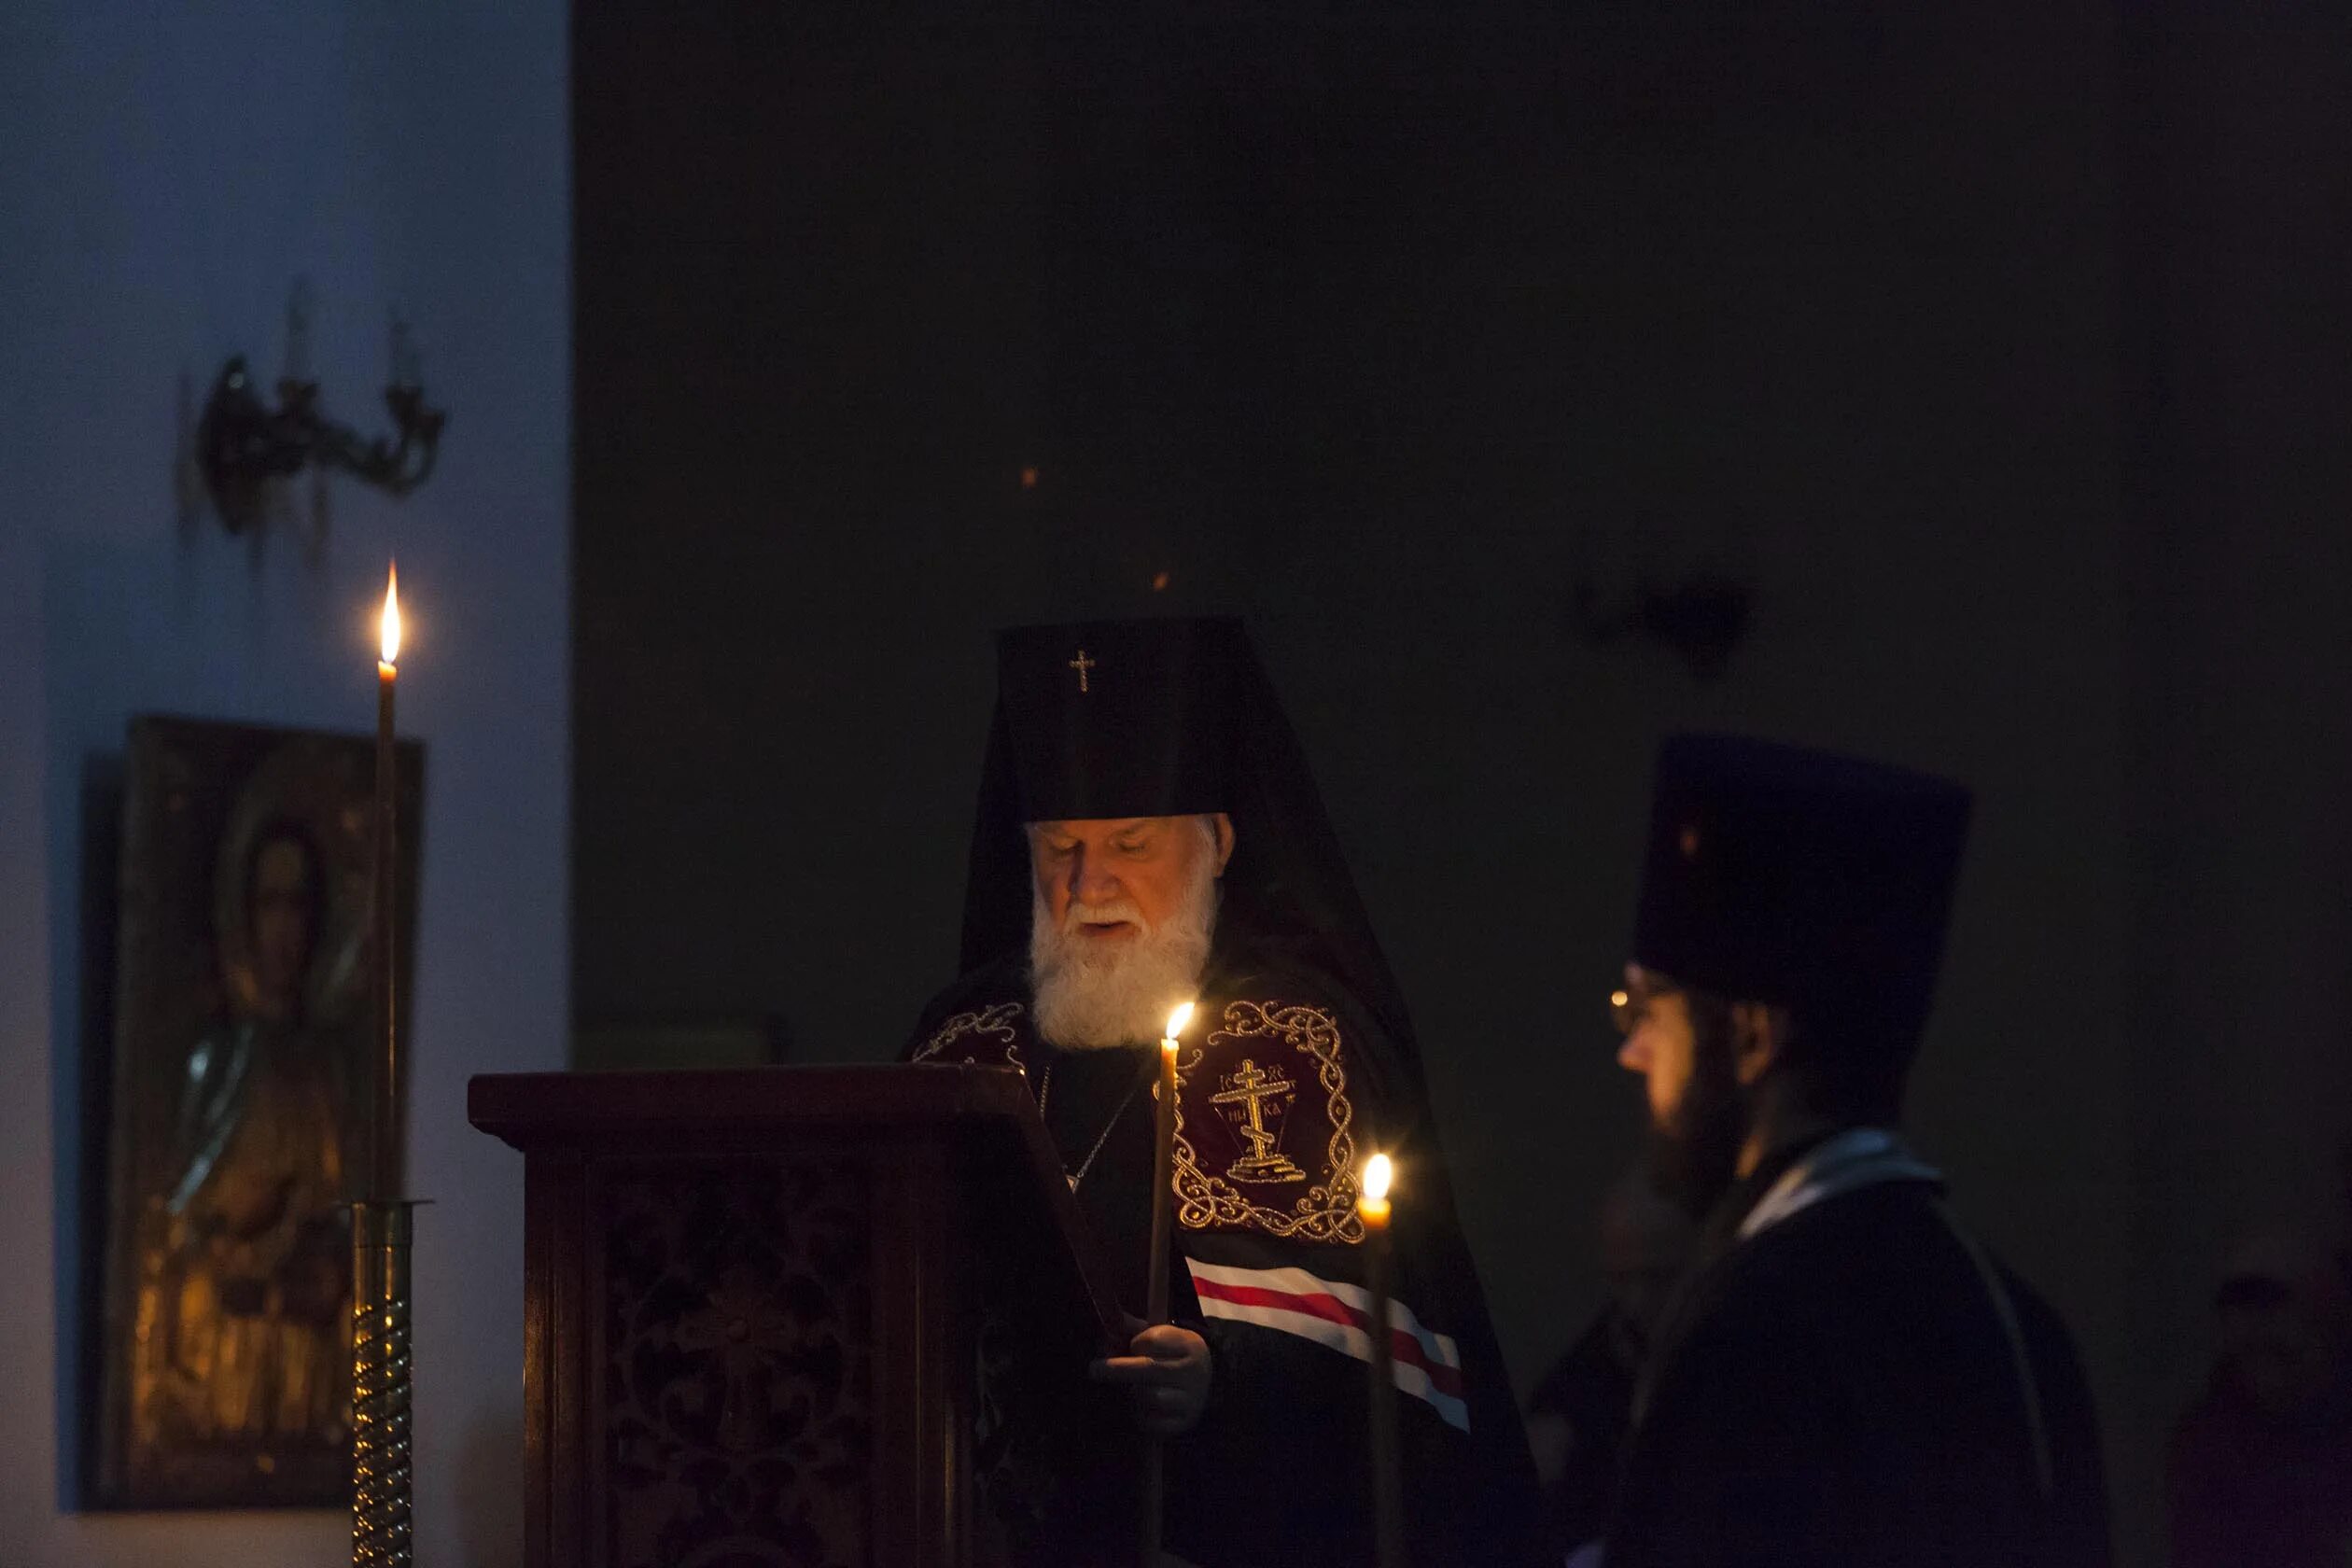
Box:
[961,616,1422,1082]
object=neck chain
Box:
[1036,1057,1150,1192]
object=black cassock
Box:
[921,616,1543,1564]
[1607,1130,2113,1568]
[904,931,1543,1568]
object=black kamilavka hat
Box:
[992,618,1243,821]
[1633,733,1973,1058]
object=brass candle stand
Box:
[351,1198,421,1567]
[357,569,413,1566]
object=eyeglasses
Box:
[1610,972,1682,1038]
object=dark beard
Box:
[1644,1016,1748,1221]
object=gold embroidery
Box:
[1173,1001,1365,1242]
[1209,1058,1306,1183]
[913,1001,1028,1069]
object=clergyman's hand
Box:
[1091,1323,1212,1437]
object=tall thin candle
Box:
[1140,1000,1192,1568]
[1146,1000,1191,1322]
[372,565,400,1198]
[1358,1153,1405,1568]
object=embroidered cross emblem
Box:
[1068,649,1097,693]
[1211,1057,1307,1184]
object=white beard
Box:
[1029,857,1217,1051]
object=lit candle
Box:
[1140,1001,1193,1568]
[1146,1001,1192,1323]
[1358,1152,1404,1568]
[372,565,401,1198]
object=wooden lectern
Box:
[469,1064,1123,1568]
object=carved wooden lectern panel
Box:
[470,1065,1121,1568]
[601,1158,874,1568]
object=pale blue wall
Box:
[0,5,567,1564]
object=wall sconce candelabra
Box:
[197,302,446,537]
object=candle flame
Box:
[1363,1153,1393,1202]
[1165,1001,1195,1042]
[379,564,402,665]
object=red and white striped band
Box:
[1184,1257,1470,1432]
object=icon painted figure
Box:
[138,817,357,1452]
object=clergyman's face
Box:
[1616,963,1700,1127]
[1026,814,1232,1050]
[1616,962,1746,1217]
[1028,815,1228,946]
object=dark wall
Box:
[574,8,2351,1561]
[2120,0,2352,1526]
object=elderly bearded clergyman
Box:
[903,617,1543,1567]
